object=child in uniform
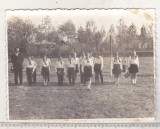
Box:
[26,57,36,86]
[55,56,65,86]
[67,55,76,85]
[72,52,79,83]
[31,56,37,84]
[112,52,122,85]
[41,55,51,86]
[94,52,104,85]
[128,51,139,85]
[82,52,94,90]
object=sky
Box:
[6,9,155,34]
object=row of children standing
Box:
[112,51,139,85]
[54,52,103,90]
[23,51,139,89]
[25,52,103,90]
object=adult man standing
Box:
[11,47,24,85]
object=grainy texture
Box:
[9,57,154,119]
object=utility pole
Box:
[110,34,113,77]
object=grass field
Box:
[9,57,155,119]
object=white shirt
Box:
[15,52,19,56]
[90,56,94,65]
[129,56,139,67]
[82,58,94,72]
[32,60,37,68]
[55,60,65,72]
[72,57,79,65]
[122,58,127,65]
[67,59,76,68]
[26,60,34,68]
[112,57,122,69]
[41,59,51,68]
[94,56,104,69]
[79,57,85,65]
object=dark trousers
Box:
[80,65,85,84]
[32,69,36,84]
[57,74,64,86]
[48,73,50,82]
[26,68,33,86]
[95,70,103,84]
[67,67,75,85]
[57,68,64,86]
[80,72,86,84]
[14,67,23,85]
[94,64,103,84]
[74,64,79,82]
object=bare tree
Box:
[37,16,55,55]
[116,18,128,54]
[94,26,106,51]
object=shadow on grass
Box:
[9,81,115,87]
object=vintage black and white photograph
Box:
[7,9,155,120]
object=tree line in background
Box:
[8,16,154,57]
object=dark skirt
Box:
[41,67,49,79]
[112,64,121,78]
[84,66,92,81]
[128,64,139,74]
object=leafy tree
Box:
[8,17,35,54]
[142,24,153,50]
[77,20,106,52]
[140,25,147,50]
[58,20,76,53]
[58,20,76,39]
[146,24,154,50]
[85,19,97,46]
[94,26,106,51]
[77,26,86,43]
[37,16,55,55]
[127,23,137,50]
[77,26,86,52]
[47,29,60,43]
[38,16,53,37]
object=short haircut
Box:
[15,47,19,50]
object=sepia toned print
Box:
[7,9,155,120]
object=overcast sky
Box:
[6,9,155,34]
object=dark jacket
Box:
[11,53,24,69]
